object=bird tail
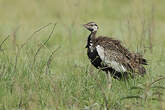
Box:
[136,65,146,75]
[138,57,147,65]
[134,53,147,75]
[128,53,147,75]
[131,53,148,65]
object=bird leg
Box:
[106,71,112,90]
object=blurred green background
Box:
[0,0,165,50]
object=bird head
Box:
[83,22,99,32]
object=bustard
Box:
[83,22,147,80]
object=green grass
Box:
[0,0,165,109]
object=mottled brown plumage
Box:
[83,22,147,79]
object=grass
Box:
[0,0,165,109]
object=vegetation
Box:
[0,0,165,109]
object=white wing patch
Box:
[96,45,127,72]
[96,45,105,60]
[110,61,127,72]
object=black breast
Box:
[87,47,102,69]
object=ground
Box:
[0,0,165,110]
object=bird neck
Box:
[89,31,97,40]
[86,31,97,48]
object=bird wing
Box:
[95,37,132,73]
[96,45,128,72]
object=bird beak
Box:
[83,24,88,28]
